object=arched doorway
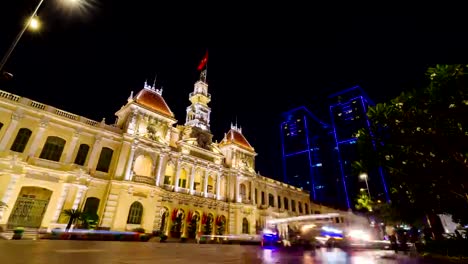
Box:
[242,218,249,234]
[159,207,169,234]
[202,213,214,235]
[170,208,185,238]
[215,215,226,235]
[8,186,53,228]
[82,197,100,215]
[187,211,200,239]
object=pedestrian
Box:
[389,232,398,253]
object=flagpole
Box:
[205,49,208,80]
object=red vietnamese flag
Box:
[197,50,208,71]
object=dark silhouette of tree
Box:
[355,64,468,225]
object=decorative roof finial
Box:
[127,91,134,102]
[144,79,152,90]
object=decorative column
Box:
[0,175,20,221]
[250,181,255,205]
[86,136,102,169]
[71,185,87,210]
[203,170,209,197]
[51,183,71,223]
[0,113,21,151]
[155,153,167,186]
[189,165,196,194]
[27,120,48,157]
[64,131,80,163]
[216,173,221,200]
[124,143,137,181]
[174,160,182,191]
[235,176,240,203]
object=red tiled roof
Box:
[221,129,254,152]
[134,88,174,117]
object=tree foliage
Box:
[63,209,82,231]
[355,189,374,212]
[355,64,468,225]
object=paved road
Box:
[0,240,430,263]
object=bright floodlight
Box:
[29,17,40,30]
[359,173,368,180]
[56,0,96,18]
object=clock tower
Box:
[185,70,211,131]
[184,70,213,149]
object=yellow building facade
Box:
[0,72,313,237]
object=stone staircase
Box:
[0,228,39,240]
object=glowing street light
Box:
[0,0,89,73]
[29,16,41,31]
[359,172,371,198]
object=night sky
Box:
[1,1,462,179]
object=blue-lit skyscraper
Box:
[281,86,390,210]
[329,86,390,209]
[280,106,344,206]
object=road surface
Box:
[0,240,434,263]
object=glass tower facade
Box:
[281,86,390,210]
[280,106,343,206]
[329,86,390,209]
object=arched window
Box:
[284,197,289,210]
[242,218,249,234]
[127,201,143,224]
[298,202,303,213]
[74,144,90,166]
[39,136,66,161]
[268,194,275,207]
[83,197,100,215]
[277,196,282,209]
[10,128,32,153]
[239,183,246,200]
[96,147,113,172]
[304,203,309,214]
[291,200,296,212]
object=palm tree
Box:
[63,209,82,231]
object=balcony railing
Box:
[27,156,64,169]
[177,187,190,194]
[0,89,122,134]
[132,175,155,185]
[162,184,174,191]
[205,192,216,199]
[241,198,253,204]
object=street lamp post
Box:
[359,172,371,198]
[0,0,86,74]
[0,0,45,73]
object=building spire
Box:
[152,73,157,89]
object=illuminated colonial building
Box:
[0,71,314,237]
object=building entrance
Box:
[7,187,52,228]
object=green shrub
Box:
[13,227,24,234]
